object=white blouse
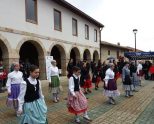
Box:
[137,63,143,74]
[104,68,115,85]
[69,74,80,96]
[6,71,23,93]
[18,76,44,111]
[48,66,59,82]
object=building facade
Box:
[0,0,104,79]
[100,41,131,62]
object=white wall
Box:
[0,0,100,48]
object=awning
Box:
[124,52,154,60]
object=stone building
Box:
[100,41,131,62]
[0,0,104,79]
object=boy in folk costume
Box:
[104,63,120,105]
[6,62,23,116]
[67,66,92,123]
[17,65,47,124]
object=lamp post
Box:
[133,29,138,65]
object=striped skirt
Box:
[19,98,48,124]
[67,91,88,114]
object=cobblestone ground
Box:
[0,77,154,124]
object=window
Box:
[94,29,97,42]
[85,24,89,40]
[117,50,119,58]
[25,0,37,24]
[108,50,110,55]
[72,18,78,36]
[54,9,62,31]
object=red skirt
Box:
[137,70,144,76]
[81,79,92,89]
[67,91,88,114]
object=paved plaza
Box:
[0,77,154,124]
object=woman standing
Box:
[104,63,120,105]
[48,60,60,103]
[67,66,92,123]
[122,62,134,97]
[17,65,47,124]
[6,62,23,116]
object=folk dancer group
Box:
[2,58,147,124]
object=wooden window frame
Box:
[54,9,62,31]
[25,0,38,24]
[72,18,78,36]
[94,29,97,42]
[85,24,89,40]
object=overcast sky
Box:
[66,0,154,51]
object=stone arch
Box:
[0,34,12,69]
[70,47,81,66]
[16,37,46,79]
[83,49,91,62]
[93,50,99,62]
[50,44,67,76]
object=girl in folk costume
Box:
[96,60,102,88]
[137,61,143,86]
[122,62,134,97]
[104,63,120,105]
[48,60,61,103]
[67,66,92,124]
[17,65,47,124]
[80,62,92,94]
[92,61,101,90]
[6,62,23,116]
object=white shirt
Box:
[18,76,44,111]
[48,66,59,82]
[137,63,143,74]
[69,74,80,96]
[6,70,23,93]
[104,68,115,85]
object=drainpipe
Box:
[99,27,103,62]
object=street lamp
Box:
[133,29,138,65]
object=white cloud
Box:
[66,0,154,51]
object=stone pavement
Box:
[0,77,154,124]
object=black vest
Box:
[72,75,80,91]
[24,79,40,102]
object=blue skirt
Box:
[19,98,47,124]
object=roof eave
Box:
[52,0,104,28]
